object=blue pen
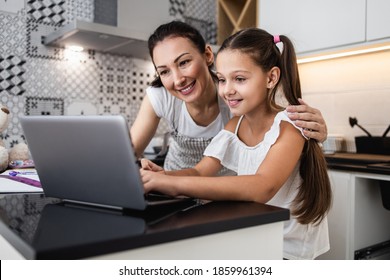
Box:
[9,171,37,177]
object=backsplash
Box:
[0,0,217,149]
[299,50,390,152]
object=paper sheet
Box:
[0,168,43,193]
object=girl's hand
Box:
[286,98,328,143]
[140,169,176,196]
[139,158,174,195]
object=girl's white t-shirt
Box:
[204,111,330,260]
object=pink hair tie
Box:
[273,35,281,44]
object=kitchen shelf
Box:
[217,0,258,45]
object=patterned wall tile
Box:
[62,51,99,102]
[26,0,67,25]
[185,0,217,44]
[185,0,211,21]
[184,17,209,43]
[95,54,151,123]
[0,55,26,96]
[169,0,186,20]
[67,0,94,23]
[24,57,65,98]
[0,10,27,56]
[0,93,24,147]
[127,62,153,124]
[26,19,64,59]
[25,96,64,115]
[0,0,25,14]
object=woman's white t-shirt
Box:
[147,86,231,138]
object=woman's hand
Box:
[286,98,328,143]
[140,158,164,172]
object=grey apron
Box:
[163,98,235,176]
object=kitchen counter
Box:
[0,193,289,260]
[325,152,390,175]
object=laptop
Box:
[19,115,195,211]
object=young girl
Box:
[140,28,332,260]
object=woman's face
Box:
[152,36,214,104]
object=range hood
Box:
[43,20,150,60]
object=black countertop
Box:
[325,153,390,175]
[0,193,289,259]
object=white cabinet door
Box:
[366,0,390,41]
[319,171,390,260]
[317,170,352,259]
[353,177,390,255]
[258,0,366,54]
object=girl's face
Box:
[152,36,214,104]
[216,50,276,116]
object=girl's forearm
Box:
[167,174,275,203]
[165,168,200,176]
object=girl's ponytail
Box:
[278,35,332,224]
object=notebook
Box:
[19,115,194,211]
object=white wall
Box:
[298,50,390,152]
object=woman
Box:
[131,21,327,172]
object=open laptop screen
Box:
[20,115,148,210]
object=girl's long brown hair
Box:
[218,28,332,224]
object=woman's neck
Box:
[186,82,220,127]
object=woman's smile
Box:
[178,81,196,96]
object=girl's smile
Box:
[226,99,243,108]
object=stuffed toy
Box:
[0,104,30,172]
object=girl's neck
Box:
[239,106,279,146]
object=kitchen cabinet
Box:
[318,170,390,259]
[217,0,257,45]
[117,0,172,35]
[366,0,390,41]
[258,0,366,54]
